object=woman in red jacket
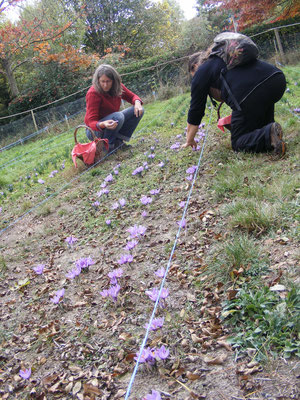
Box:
[84,64,144,151]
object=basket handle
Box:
[73,124,98,144]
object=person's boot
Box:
[270,122,286,156]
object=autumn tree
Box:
[198,0,300,29]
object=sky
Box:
[176,0,198,20]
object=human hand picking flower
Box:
[182,123,199,149]
[134,100,143,117]
[99,119,118,130]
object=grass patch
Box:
[222,286,300,361]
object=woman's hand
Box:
[182,123,199,150]
[182,139,197,149]
[100,120,118,130]
[134,100,143,117]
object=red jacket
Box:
[84,83,142,131]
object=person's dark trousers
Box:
[231,72,286,153]
[86,106,144,147]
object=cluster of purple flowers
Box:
[140,195,152,205]
[145,317,164,331]
[117,253,134,265]
[65,236,78,246]
[49,170,59,178]
[127,224,147,238]
[65,257,94,279]
[170,142,181,150]
[135,345,169,364]
[145,287,169,303]
[111,198,126,209]
[132,161,148,175]
[50,288,65,304]
[100,267,123,302]
[186,164,198,181]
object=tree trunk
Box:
[1,56,19,98]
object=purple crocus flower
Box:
[135,348,155,365]
[155,267,165,278]
[117,254,134,265]
[149,189,160,195]
[105,174,113,182]
[170,142,181,150]
[186,174,193,181]
[19,368,31,380]
[141,210,148,218]
[101,182,107,188]
[49,170,58,178]
[179,201,185,208]
[145,288,159,302]
[125,240,138,250]
[108,284,120,302]
[100,289,109,298]
[50,288,65,304]
[177,219,186,228]
[65,268,78,279]
[38,179,45,184]
[145,317,164,331]
[132,166,144,176]
[114,169,119,175]
[186,165,197,174]
[140,195,152,205]
[155,345,169,360]
[148,154,155,159]
[111,202,119,210]
[143,390,161,400]
[108,268,123,284]
[65,236,78,246]
[33,264,45,275]
[119,198,126,207]
[158,161,165,168]
[93,201,100,207]
[127,225,147,238]
[106,219,111,225]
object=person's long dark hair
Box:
[188,45,214,73]
[92,64,122,97]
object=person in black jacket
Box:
[183,47,286,155]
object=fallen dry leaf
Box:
[186,371,201,381]
[204,354,227,365]
[83,383,103,395]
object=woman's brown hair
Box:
[92,64,122,97]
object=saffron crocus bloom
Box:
[119,198,126,207]
[33,264,45,275]
[38,179,45,184]
[145,288,159,302]
[155,267,165,278]
[134,348,155,365]
[100,289,109,298]
[49,170,58,178]
[179,201,185,208]
[143,390,161,400]
[155,345,169,360]
[170,142,181,150]
[111,202,119,210]
[92,201,100,207]
[149,188,160,195]
[186,174,193,181]
[106,219,111,225]
[65,236,78,246]
[101,182,107,188]
[132,166,144,176]
[114,169,119,175]
[186,165,197,175]
[158,161,165,168]
[140,195,152,205]
[148,154,155,159]
[125,240,138,250]
[117,253,133,265]
[19,368,31,380]
[65,269,78,279]
[145,317,164,331]
[141,210,148,218]
[50,288,65,304]
[177,219,186,228]
[127,224,147,238]
[104,174,113,182]
[108,284,120,301]
[108,268,123,284]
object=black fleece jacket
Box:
[188,55,284,126]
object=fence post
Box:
[274,28,286,64]
[31,110,38,132]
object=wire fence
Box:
[0,22,299,151]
